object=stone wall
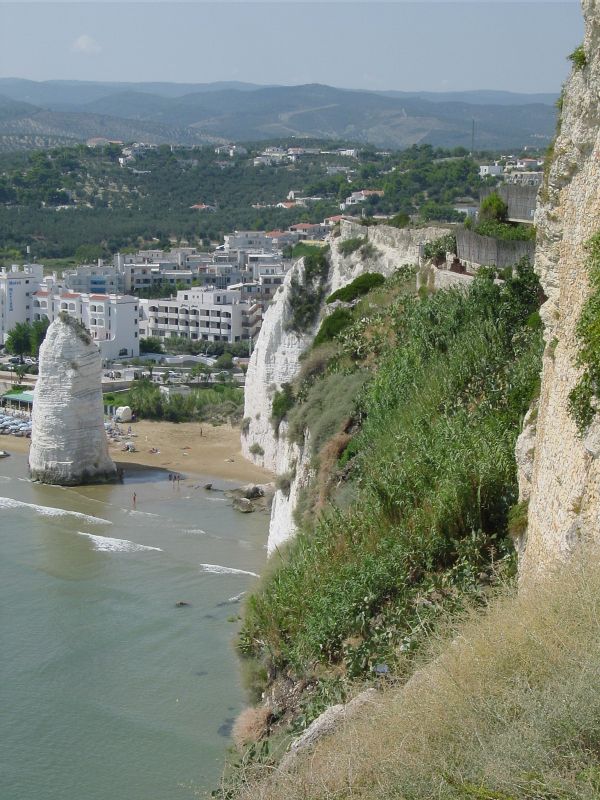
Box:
[456,228,535,270]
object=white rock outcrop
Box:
[29,315,117,485]
[329,219,451,293]
[518,1,600,576]
[241,257,317,473]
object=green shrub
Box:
[479,191,508,223]
[569,231,600,433]
[423,233,456,263]
[360,242,377,260]
[474,220,536,241]
[286,251,330,333]
[327,272,385,304]
[249,443,265,457]
[313,308,354,347]
[271,383,295,430]
[387,212,410,229]
[569,44,587,70]
[338,237,365,257]
[140,336,163,354]
[508,499,529,541]
[125,378,243,423]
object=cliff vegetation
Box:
[225,258,543,792]
[231,554,600,800]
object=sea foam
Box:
[200,563,259,578]
[0,497,111,525]
[77,532,162,553]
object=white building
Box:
[479,164,504,178]
[139,288,261,344]
[32,290,140,360]
[0,265,44,345]
[63,263,125,294]
[223,231,274,253]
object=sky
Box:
[0,2,584,93]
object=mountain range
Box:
[0,79,559,151]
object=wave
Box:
[128,509,160,518]
[200,563,259,578]
[77,532,162,553]
[183,528,207,536]
[0,497,111,525]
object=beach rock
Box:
[232,497,255,514]
[29,314,117,486]
[244,485,264,500]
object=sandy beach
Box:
[1,420,273,485]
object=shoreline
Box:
[1,420,273,485]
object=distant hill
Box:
[0,79,558,151]
[375,89,559,106]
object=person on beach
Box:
[133,492,137,507]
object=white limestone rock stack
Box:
[29,315,117,485]
[518,0,600,576]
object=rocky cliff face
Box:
[243,223,448,553]
[330,220,451,293]
[29,316,117,485]
[241,258,317,473]
[520,1,600,575]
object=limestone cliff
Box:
[241,258,317,473]
[330,219,451,292]
[242,222,449,553]
[520,1,600,575]
[29,315,117,485]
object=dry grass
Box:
[231,552,600,800]
[232,706,272,751]
[315,430,352,509]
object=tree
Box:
[13,364,27,384]
[75,244,106,264]
[480,192,508,223]
[140,336,164,354]
[6,322,32,363]
[30,318,49,357]
[215,352,233,369]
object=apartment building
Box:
[138,288,261,344]
[32,290,140,359]
[0,265,44,345]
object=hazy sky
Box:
[0,2,584,93]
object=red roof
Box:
[34,290,49,296]
[89,294,109,300]
[290,222,318,231]
[60,293,81,299]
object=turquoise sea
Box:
[0,452,269,800]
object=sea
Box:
[0,452,269,800]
